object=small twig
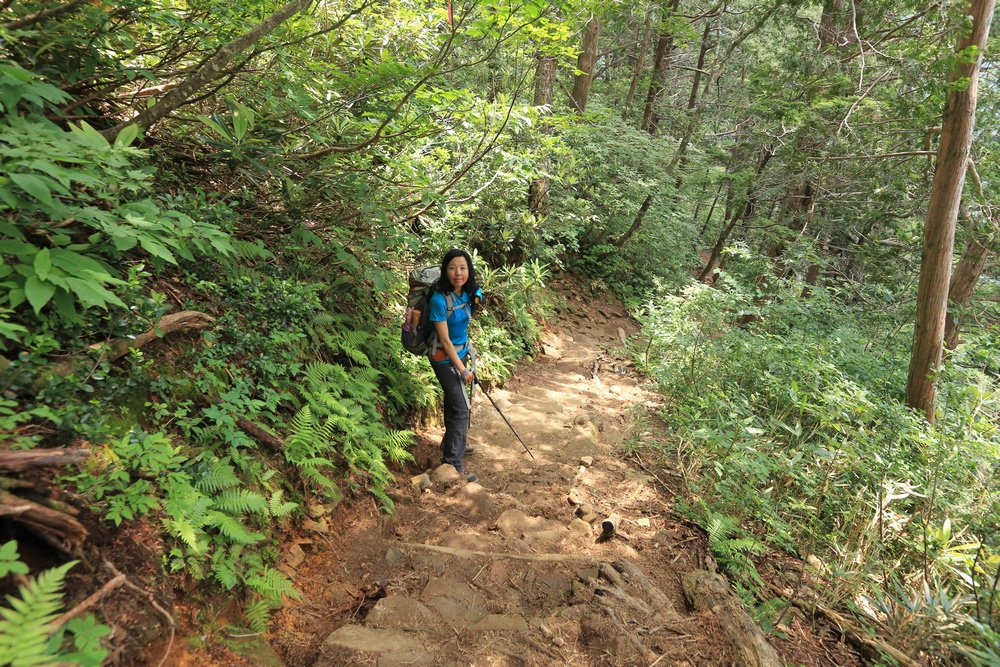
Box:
[46,573,126,632]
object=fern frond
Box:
[243,597,271,633]
[246,567,299,606]
[213,489,269,515]
[206,511,265,545]
[195,460,241,493]
[268,490,298,518]
[0,561,75,663]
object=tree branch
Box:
[101,0,320,140]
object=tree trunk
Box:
[528,53,557,217]
[687,21,712,109]
[623,11,653,113]
[571,16,600,113]
[102,0,314,140]
[944,233,990,349]
[819,0,845,50]
[906,0,994,422]
[666,2,780,174]
[639,31,672,133]
[699,146,773,282]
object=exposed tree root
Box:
[402,541,598,563]
[0,491,87,549]
[682,569,782,667]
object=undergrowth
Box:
[636,277,1000,663]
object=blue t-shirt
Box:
[429,288,481,365]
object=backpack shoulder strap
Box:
[443,292,471,317]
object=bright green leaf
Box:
[34,248,51,281]
[24,276,56,314]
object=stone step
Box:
[319,625,432,667]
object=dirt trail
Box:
[268,286,857,666]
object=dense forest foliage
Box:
[0,0,997,664]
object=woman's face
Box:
[446,255,469,292]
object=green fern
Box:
[206,511,265,545]
[268,490,298,518]
[0,560,110,667]
[213,489,269,515]
[194,460,241,493]
[705,511,766,588]
[246,567,299,606]
[243,597,272,633]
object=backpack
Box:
[402,266,470,356]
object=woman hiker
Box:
[428,248,482,482]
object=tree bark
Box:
[906,0,995,421]
[639,30,672,133]
[528,53,556,217]
[819,0,845,50]
[623,11,653,113]
[101,0,315,140]
[0,448,90,472]
[944,233,990,349]
[2,0,85,30]
[687,21,712,110]
[570,15,600,113]
[699,145,773,282]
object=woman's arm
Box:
[434,320,473,384]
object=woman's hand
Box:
[462,369,474,385]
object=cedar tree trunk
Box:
[906,0,995,421]
[528,53,556,217]
[944,233,990,349]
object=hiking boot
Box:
[455,466,478,483]
[464,446,475,455]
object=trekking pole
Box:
[473,374,534,459]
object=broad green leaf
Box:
[138,236,178,264]
[69,120,111,149]
[34,248,51,281]
[9,173,53,208]
[114,123,140,148]
[24,276,56,314]
[65,278,125,309]
[197,114,230,139]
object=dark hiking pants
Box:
[433,361,470,468]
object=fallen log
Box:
[52,311,215,377]
[682,570,782,667]
[0,492,87,548]
[0,448,90,472]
